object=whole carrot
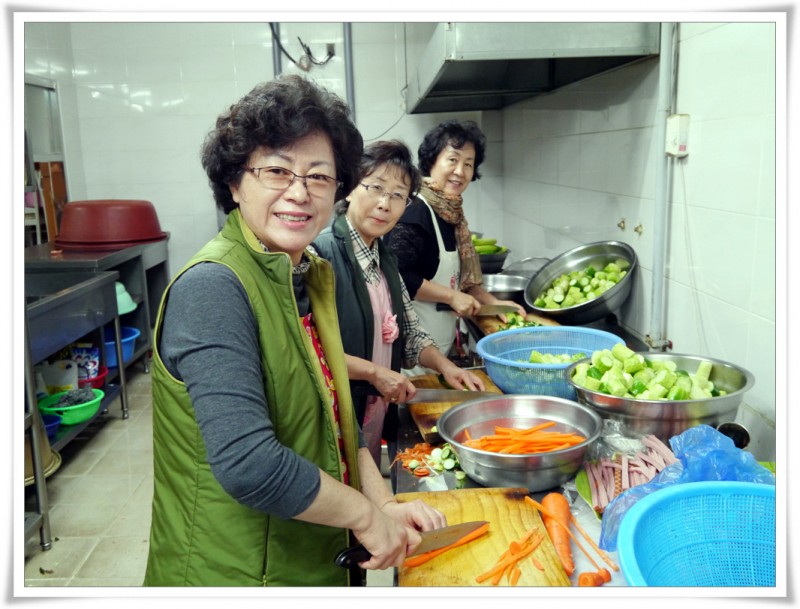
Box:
[540,492,574,576]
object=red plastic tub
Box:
[56,199,167,247]
[78,365,108,389]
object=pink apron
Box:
[362,275,396,466]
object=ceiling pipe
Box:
[343,22,355,119]
[647,22,678,351]
[271,22,282,76]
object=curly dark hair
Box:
[417,119,487,181]
[334,140,421,215]
[201,74,364,213]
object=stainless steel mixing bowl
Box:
[437,394,603,492]
[525,241,637,325]
[565,352,755,442]
[482,274,528,301]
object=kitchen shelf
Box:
[23,270,128,553]
[25,238,170,379]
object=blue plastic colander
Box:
[617,481,776,587]
[476,326,624,399]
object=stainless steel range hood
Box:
[406,22,660,114]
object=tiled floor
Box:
[23,366,395,588]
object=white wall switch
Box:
[666,113,690,157]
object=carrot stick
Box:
[403,522,490,568]
[540,493,575,576]
[475,533,543,584]
[568,513,620,571]
[531,557,545,571]
[597,568,612,583]
[463,422,587,455]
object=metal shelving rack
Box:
[24,271,127,551]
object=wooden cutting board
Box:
[472,311,560,336]
[396,487,570,587]
[408,370,502,443]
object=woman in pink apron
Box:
[312,140,486,468]
[385,120,525,376]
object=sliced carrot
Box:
[391,443,438,477]
[509,565,522,586]
[463,422,586,455]
[597,568,612,583]
[490,565,506,586]
[577,571,604,587]
[475,533,543,584]
[568,513,619,571]
[531,557,545,571]
[403,521,490,568]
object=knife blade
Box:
[334,520,488,568]
[435,303,519,316]
[351,385,500,403]
[406,388,500,404]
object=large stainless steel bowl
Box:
[565,352,755,442]
[437,395,603,492]
[482,274,528,302]
[525,241,637,325]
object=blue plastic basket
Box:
[617,481,776,587]
[476,326,624,399]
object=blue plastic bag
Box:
[598,424,775,552]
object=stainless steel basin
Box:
[26,271,119,363]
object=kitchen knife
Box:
[436,303,519,316]
[406,388,500,403]
[352,385,500,403]
[334,520,489,568]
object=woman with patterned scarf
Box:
[384,120,525,374]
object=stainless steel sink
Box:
[26,271,119,364]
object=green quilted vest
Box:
[143,210,361,586]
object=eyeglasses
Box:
[359,183,411,207]
[244,166,342,197]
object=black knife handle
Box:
[334,544,372,568]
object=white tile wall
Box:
[21,19,780,460]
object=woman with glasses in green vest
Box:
[144,75,446,587]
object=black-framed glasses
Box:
[245,166,342,197]
[359,183,411,207]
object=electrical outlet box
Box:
[666,114,690,157]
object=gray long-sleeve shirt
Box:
[159,261,351,519]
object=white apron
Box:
[404,199,460,377]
